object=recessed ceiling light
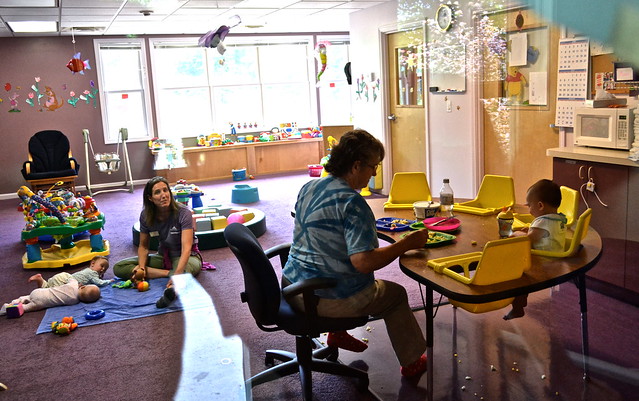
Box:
[7,21,58,33]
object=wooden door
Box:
[387,29,427,174]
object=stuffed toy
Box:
[51,316,78,335]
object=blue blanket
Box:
[37,277,209,334]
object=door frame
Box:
[379,20,430,195]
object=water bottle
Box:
[439,179,454,217]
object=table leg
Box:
[577,274,590,380]
[426,286,434,401]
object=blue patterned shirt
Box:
[282,175,378,299]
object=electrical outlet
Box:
[586,181,595,192]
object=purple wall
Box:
[0,36,154,196]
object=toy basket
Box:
[308,164,323,177]
[94,152,121,174]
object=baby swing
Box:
[82,128,134,196]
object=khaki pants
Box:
[113,254,201,280]
[289,279,426,367]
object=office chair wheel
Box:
[325,347,339,362]
[356,376,370,392]
[265,354,275,367]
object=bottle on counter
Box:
[497,207,514,238]
[439,178,454,217]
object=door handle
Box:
[387,114,397,121]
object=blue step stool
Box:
[232,184,259,204]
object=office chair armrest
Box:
[282,277,338,317]
[265,243,291,267]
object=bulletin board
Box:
[503,26,549,107]
[480,7,550,109]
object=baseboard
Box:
[1,178,150,200]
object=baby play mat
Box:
[37,276,210,334]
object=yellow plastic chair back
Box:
[531,208,592,258]
[383,172,431,210]
[427,236,531,313]
[454,175,515,216]
[513,186,579,230]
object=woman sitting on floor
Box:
[113,176,202,308]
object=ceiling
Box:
[0,0,393,38]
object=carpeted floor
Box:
[1,171,638,401]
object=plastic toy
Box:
[85,309,105,320]
[137,281,150,292]
[227,212,246,225]
[6,302,24,319]
[51,316,78,335]
[112,280,134,289]
[17,186,109,269]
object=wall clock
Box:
[436,4,454,32]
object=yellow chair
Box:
[530,208,592,258]
[383,172,431,210]
[453,174,515,216]
[513,186,579,230]
[427,236,531,313]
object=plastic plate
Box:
[421,217,461,232]
[376,217,415,232]
[402,231,457,247]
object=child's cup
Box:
[497,207,514,238]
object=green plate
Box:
[402,231,456,247]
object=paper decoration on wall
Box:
[67,52,91,75]
[4,83,10,91]
[355,75,369,101]
[316,43,328,81]
[26,77,44,107]
[372,79,380,102]
[199,14,241,55]
[68,91,79,107]
[9,93,20,112]
[44,86,64,111]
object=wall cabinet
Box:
[553,157,639,300]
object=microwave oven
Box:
[573,107,635,149]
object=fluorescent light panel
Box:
[2,0,57,6]
[7,21,58,33]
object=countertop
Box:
[547,146,639,168]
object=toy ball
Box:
[137,280,150,292]
[249,175,255,180]
[227,213,246,225]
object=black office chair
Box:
[223,223,369,400]
[21,130,80,192]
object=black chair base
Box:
[248,336,369,400]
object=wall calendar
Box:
[555,37,589,127]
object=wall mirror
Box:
[427,43,466,93]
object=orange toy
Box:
[51,316,78,335]
[137,281,150,292]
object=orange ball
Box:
[137,281,150,292]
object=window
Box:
[94,39,154,144]
[150,36,317,140]
[316,36,352,125]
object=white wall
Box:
[350,0,479,199]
